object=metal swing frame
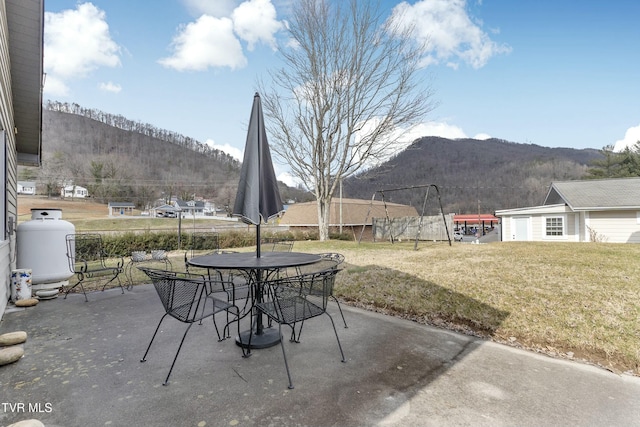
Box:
[357,184,452,250]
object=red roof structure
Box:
[453,214,499,223]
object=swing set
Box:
[357,184,452,250]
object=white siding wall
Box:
[0,0,18,315]
[587,210,640,243]
[502,212,582,242]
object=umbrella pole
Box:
[256,223,261,258]
[255,223,264,336]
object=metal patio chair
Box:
[315,253,348,328]
[291,252,347,330]
[138,267,245,385]
[251,268,346,389]
[184,231,220,274]
[65,233,125,301]
[260,238,294,253]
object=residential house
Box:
[17,180,36,195]
[61,185,88,198]
[495,177,640,243]
[108,202,136,216]
[153,204,179,218]
[175,199,205,217]
[280,198,418,240]
[1,0,44,316]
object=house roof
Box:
[108,202,135,208]
[7,0,44,167]
[495,203,571,217]
[175,199,205,209]
[154,204,179,212]
[544,177,640,211]
[280,198,418,226]
[454,214,499,223]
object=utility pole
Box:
[477,199,481,240]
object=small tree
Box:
[38,151,68,197]
[261,0,435,240]
[586,142,640,179]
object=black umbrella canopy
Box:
[233,92,284,230]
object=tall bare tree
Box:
[261,0,435,240]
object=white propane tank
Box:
[17,208,75,291]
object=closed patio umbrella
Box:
[232,93,284,347]
[233,92,284,257]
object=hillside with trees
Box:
[20,102,310,211]
[343,137,603,215]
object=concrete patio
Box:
[1,284,640,427]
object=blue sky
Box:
[43,0,640,184]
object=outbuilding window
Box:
[545,216,564,236]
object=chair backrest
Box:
[184,232,220,268]
[318,253,344,269]
[139,267,208,323]
[296,252,344,275]
[272,240,294,252]
[66,233,107,271]
[261,238,294,253]
[269,268,341,318]
[319,252,344,264]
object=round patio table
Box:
[187,251,321,349]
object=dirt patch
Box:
[18,195,112,221]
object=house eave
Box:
[7,0,44,167]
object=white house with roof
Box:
[495,177,640,243]
[61,185,88,198]
[17,180,36,195]
[0,0,44,317]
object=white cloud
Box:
[391,0,511,69]
[161,0,284,71]
[277,171,300,188]
[183,0,239,17]
[159,15,247,71]
[232,0,283,51]
[613,124,640,152]
[402,121,467,141]
[99,81,122,93]
[44,3,121,96]
[473,133,492,140]
[205,139,244,161]
[43,75,69,97]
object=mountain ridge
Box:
[24,103,603,214]
[343,136,602,214]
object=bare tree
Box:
[261,0,435,240]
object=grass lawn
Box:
[110,239,640,376]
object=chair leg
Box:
[140,313,169,364]
[277,323,294,389]
[230,306,249,358]
[325,312,346,363]
[163,322,196,386]
[211,313,223,341]
[294,298,347,343]
[101,270,124,294]
[64,277,88,302]
[331,296,348,328]
[125,261,134,290]
[291,320,304,343]
[200,298,223,341]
